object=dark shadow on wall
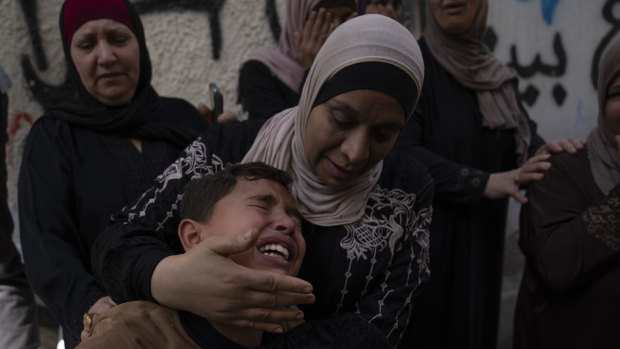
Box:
[18,0,281,110]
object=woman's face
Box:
[365,0,402,21]
[70,18,140,106]
[325,5,355,26]
[605,74,620,135]
[304,89,405,188]
[429,0,480,34]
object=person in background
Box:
[394,0,584,348]
[514,36,620,349]
[357,0,404,23]
[18,0,207,347]
[0,65,41,349]
[93,15,431,348]
[236,0,355,120]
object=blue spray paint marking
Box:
[515,0,559,26]
[575,100,586,138]
[541,0,560,26]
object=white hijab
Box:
[243,15,424,226]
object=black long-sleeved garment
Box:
[238,60,301,120]
[18,97,206,346]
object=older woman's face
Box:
[605,74,620,135]
[304,89,405,188]
[70,19,140,106]
[429,0,480,34]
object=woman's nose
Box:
[96,42,116,66]
[341,130,370,166]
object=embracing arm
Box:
[520,154,620,292]
[93,122,314,332]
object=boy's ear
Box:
[178,218,203,252]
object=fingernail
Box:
[273,327,283,334]
[296,312,304,320]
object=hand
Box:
[365,1,403,22]
[217,111,240,124]
[151,228,315,333]
[198,104,239,124]
[197,103,216,125]
[80,296,116,341]
[280,305,305,332]
[535,138,586,155]
[484,153,551,204]
[294,8,335,70]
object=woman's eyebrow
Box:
[329,99,359,116]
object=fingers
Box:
[244,269,314,297]
[217,112,239,124]
[569,138,586,150]
[205,228,260,257]
[510,189,528,204]
[231,306,306,333]
[197,103,215,125]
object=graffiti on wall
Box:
[17,0,282,111]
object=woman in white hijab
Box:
[93,14,431,347]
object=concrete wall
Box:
[0,0,614,347]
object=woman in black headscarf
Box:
[18,0,207,347]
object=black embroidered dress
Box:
[93,121,434,347]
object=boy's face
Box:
[198,178,305,276]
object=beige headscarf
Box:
[243,14,424,226]
[587,36,620,195]
[424,0,531,164]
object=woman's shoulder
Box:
[379,149,434,204]
[26,115,77,144]
[547,149,590,177]
[156,96,206,127]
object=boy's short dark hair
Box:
[180,162,292,223]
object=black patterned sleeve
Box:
[92,121,263,303]
[362,174,434,346]
[520,153,620,292]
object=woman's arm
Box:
[19,121,106,341]
[93,123,315,333]
[239,61,299,120]
[395,93,490,204]
[520,153,620,292]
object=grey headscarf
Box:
[243,15,424,226]
[424,0,531,164]
[587,36,620,195]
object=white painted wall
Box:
[0,1,614,347]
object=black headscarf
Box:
[44,0,201,148]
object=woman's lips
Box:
[97,72,124,83]
[327,159,356,180]
[443,2,465,14]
